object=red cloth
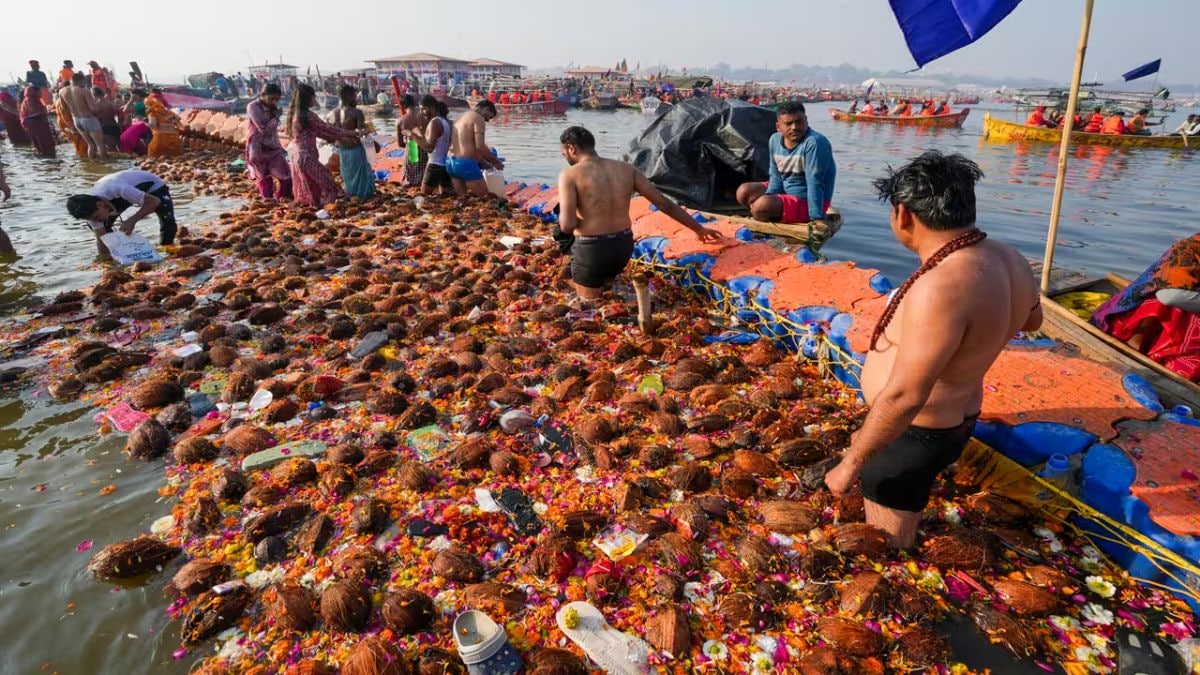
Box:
[1107,297,1200,382]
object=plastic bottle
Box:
[1036,453,1072,504]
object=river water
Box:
[0,102,1196,674]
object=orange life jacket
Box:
[499,93,510,104]
[921,107,934,116]
[1026,111,1046,126]
[1083,113,1104,133]
[487,91,497,103]
[860,104,874,115]
[1101,116,1126,135]
[1127,114,1146,132]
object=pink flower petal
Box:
[76,539,94,553]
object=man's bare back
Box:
[450,110,483,158]
[861,239,1039,428]
[94,97,117,126]
[62,85,94,119]
[559,157,636,236]
[332,106,365,149]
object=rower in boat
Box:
[933,100,950,115]
[1090,234,1200,383]
[1101,110,1128,135]
[1126,108,1151,136]
[859,101,874,115]
[877,100,889,115]
[1083,105,1105,133]
[920,101,935,116]
[892,100,912,116]
[1025,105,1056,128]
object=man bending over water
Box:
[824,151,1041,548]
[556,126,720,299]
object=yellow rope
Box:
[632,252,1200,606]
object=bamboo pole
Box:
[1040,0,1096,293]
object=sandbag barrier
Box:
[501,182,1200,615]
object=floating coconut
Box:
[356,448,397,477]
[737,535,785,575]
[222,424,275,455]
[972,603,1041,657]
[243,501,311,542]
[182,584,253,644]
[396,461,436,491]
[839,570,889,615]
[211,468,248,502]
[295,514,335,556]
[332,545,387,581]
[172,559,230,595]
[89,536,181,579]
[271,457,317,487]
[1024,564,1074,590]
[327,443,365,466]
[367,388,408,415]
[921,528,996,569]
[381,588,436,634]
[183,495,222,534]
[670,462,711,493]
[350,498,388,534]
[672,503,709,541]
[692,495,737,522]
[128,379,184,410]
[397,401,437,429]
[775,438,827,469]
[816,617,884,657]
[341,636,407,675]
[126,419,172,459]
[758,500,818,534]
[488,450,522,477]
[655,532,704,575]
[254,535,288,564]
[264,581,316,631]
[528,649,586,675]
[320,580,372,632]
[991,578,1060,615]
[964,491,1029,525]
[464,582,527,616]
[720,468,758,500]
[717,592,774,631]
[415,647,465,675]
[645,604,692,657]
[241,482,283,507]
[558,510,608,540]
[897,626,952,666]
[528,536,576,582]
[431,548,483,583]
[174,436,218,465]
[831,523,890,558]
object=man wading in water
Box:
[824,151,1041,548]
[556,125,720,299]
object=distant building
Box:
[468,58,524,78]
[366,53,469,83]
[565,66,613,79]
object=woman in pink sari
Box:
[285,84,358,208]
[19,86,56,157]
[1,90,31,146]
[246,83,292,200]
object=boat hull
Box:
[982,113,1193,149]
[829,108,970,128]
[468,97,568,115]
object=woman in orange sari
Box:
[145,91,182,157]
[54,92,90,158]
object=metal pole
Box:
[1041,0,1095,293]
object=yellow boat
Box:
[982,112,1194,149]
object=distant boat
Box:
[829,108,971,128]
[584,92,619,110]
[467,97,568,115]
[982,113,1194,149]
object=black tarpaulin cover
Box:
[624,98,777,210]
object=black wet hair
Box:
[287,83,317,131]
[71,72,85,85]
[776,101,806,118]
[339,84,358,105]
[261,83,282,97]
[873,150,983,232]
[419,94,439,110]
[436,101,449,118]
[1093,106,1103,113]
[400,93,416,108]
[92,87,105,97]
[476,100,497,115]
[559,126,595,152]
[67,194,104,220]
[1138,108,1149,116]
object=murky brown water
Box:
[1,103,1197,674]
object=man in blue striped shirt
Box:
[736,102,836,226]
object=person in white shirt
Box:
[65,169,177,258]
[1173,114,1196,135]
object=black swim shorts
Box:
[859,414,978,513]
[422,163,452,191]
[569,229,634,289]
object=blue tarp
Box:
[1122,59,1162,82]
[889,0,1025,68]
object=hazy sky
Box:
[1,0,1191,85]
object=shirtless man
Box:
[395,94,427,187]
[824,151,1041,548]
[93,88,120,153]
[447,100,503,197]
[61,72,106,158]
[556,126,720,298]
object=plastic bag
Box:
[99,232,163,266]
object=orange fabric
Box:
[921,107,934,116]
[499,93,510,104]
[1026,110,1046,126]
[1083,113,1104,133]
[55,98,88,158]
[860,104,874,115]
[58,67,73,85]
[1127,114,1147,133]
[146,96,182,157]
[1101,116,1126,135]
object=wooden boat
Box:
[468,97,568,115]
[982,113,1193,149]
[829,108,971,128]
[584,93,619,110]
[1035,265,1200,409]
